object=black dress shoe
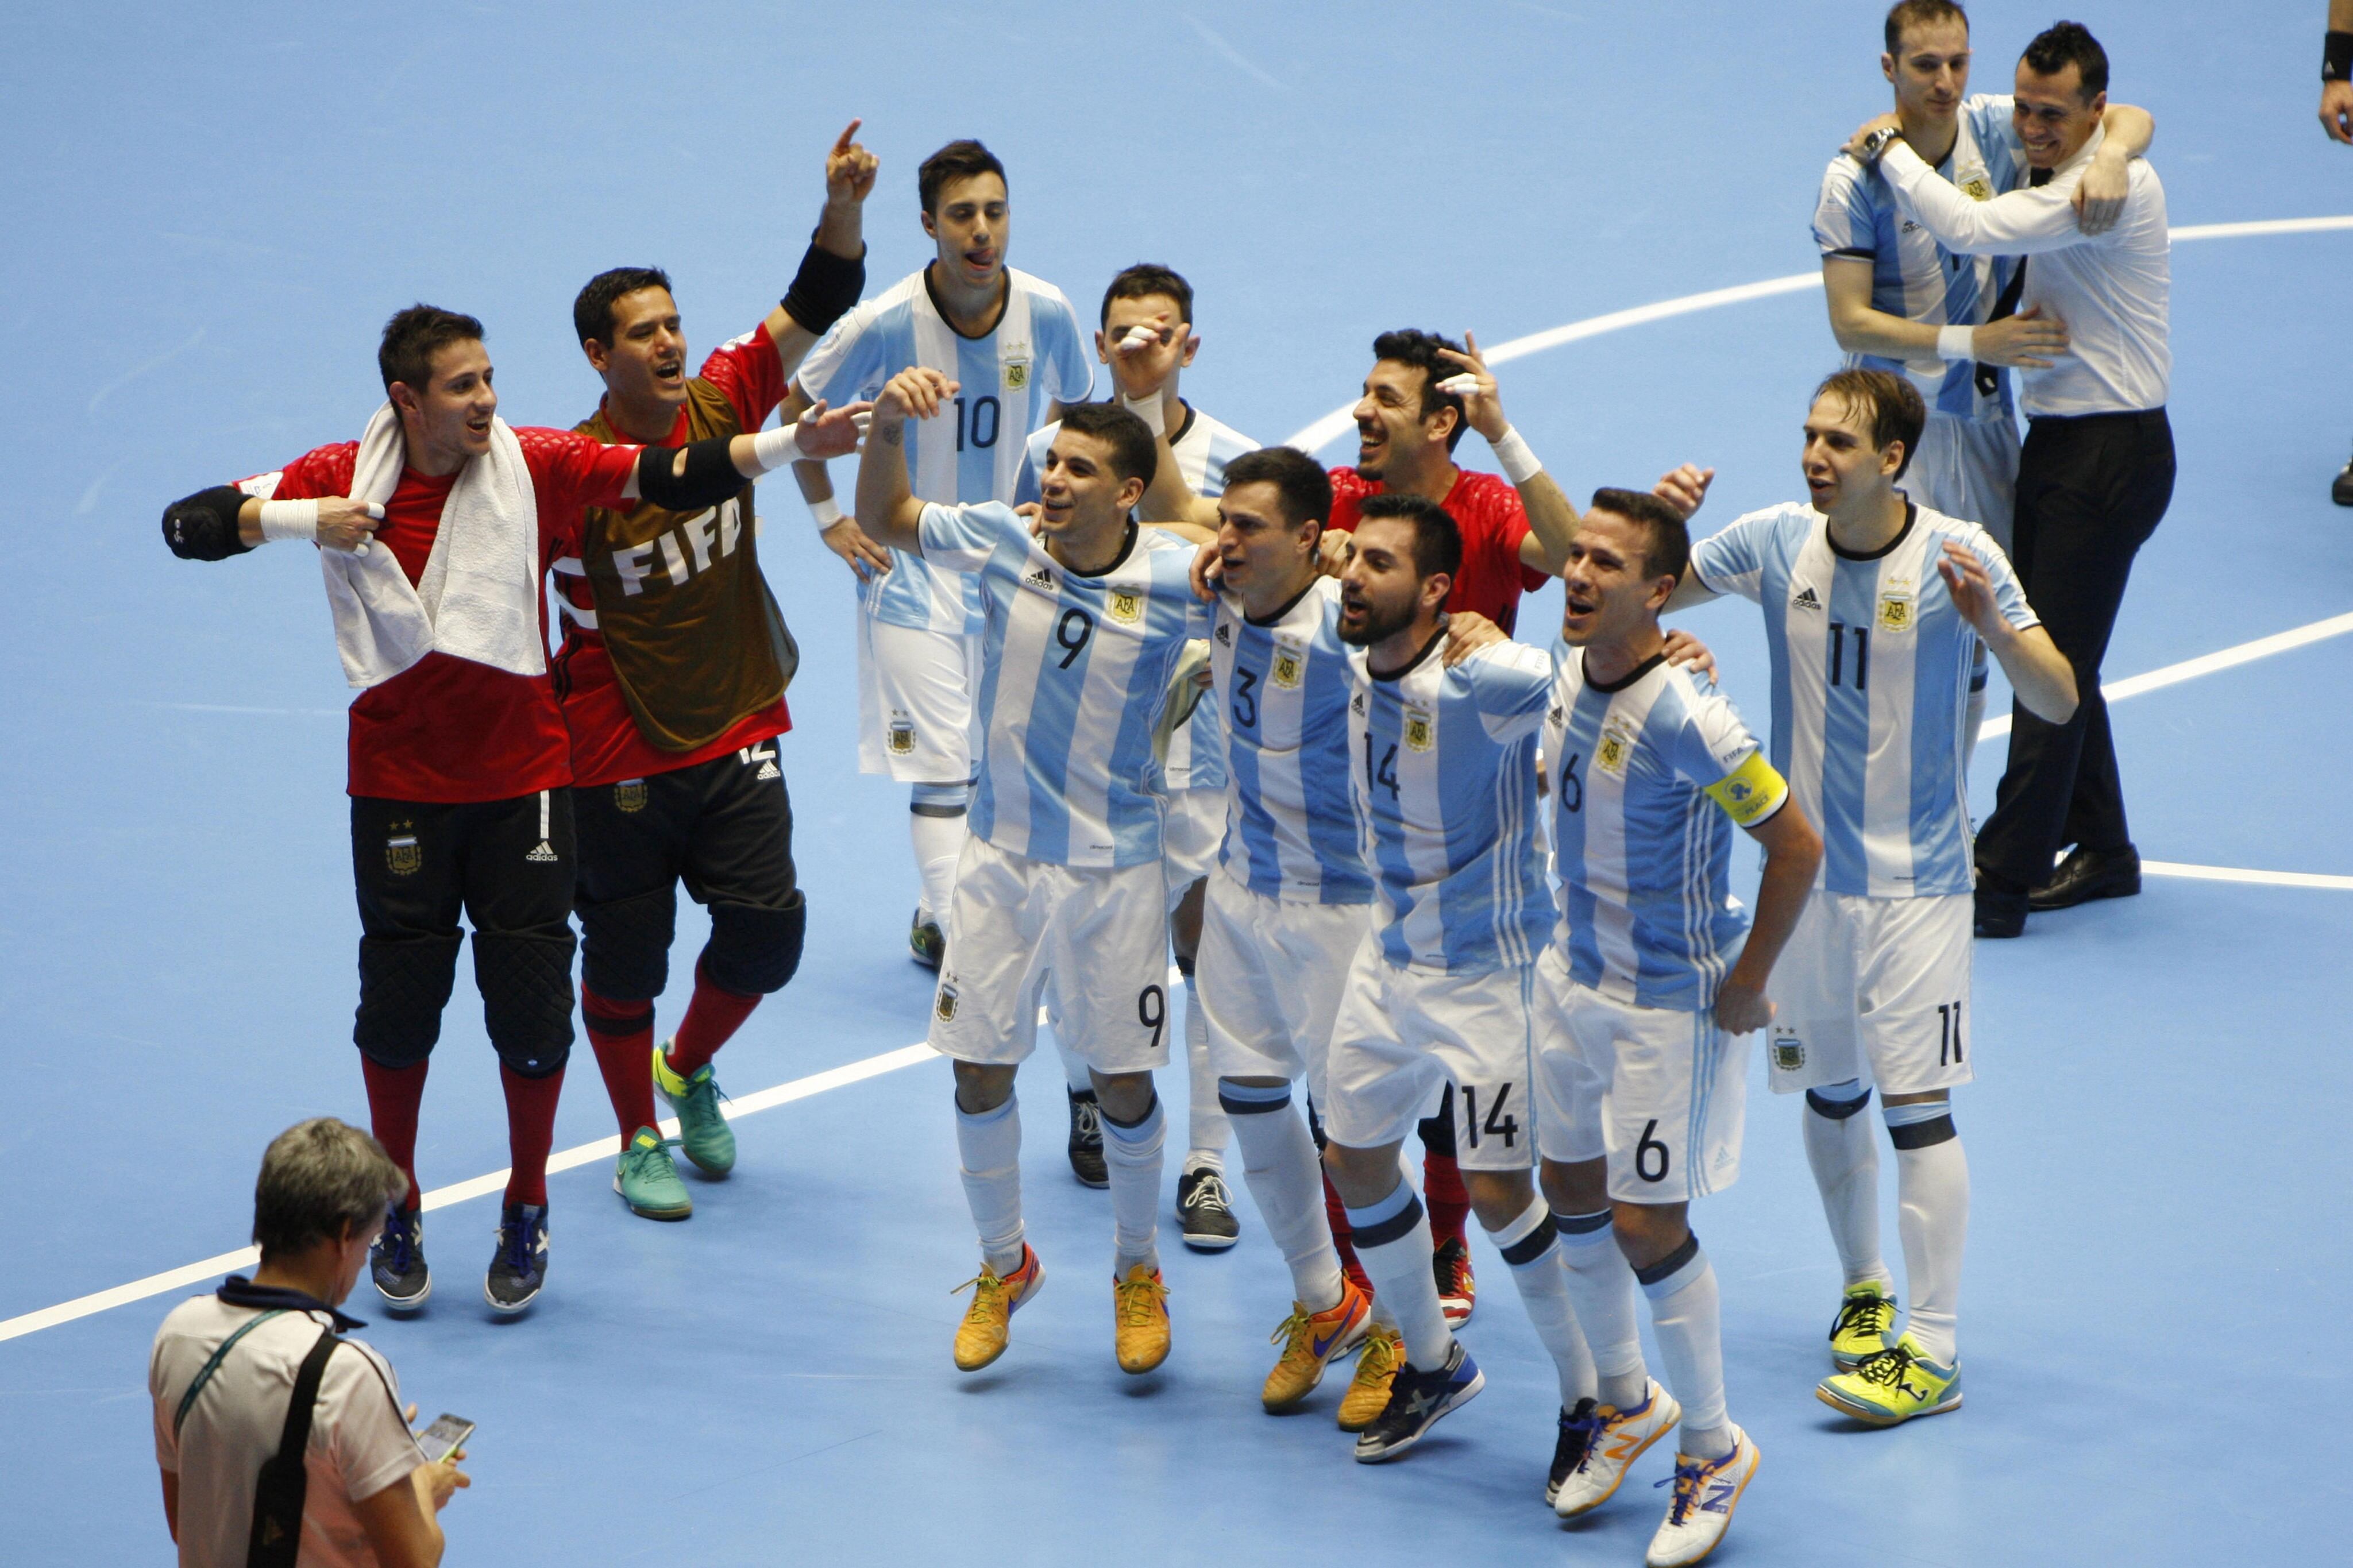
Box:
[2029,844,2141,911]
[1974,880,2028,939]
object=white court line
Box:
[18,219,2350,1349]
[2143,860,2353,891]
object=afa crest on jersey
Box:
[935,982,959,1022]
[386,830,421,876]
[1272,648,1303,689]
[613,781,647,814]
[888,718,917,755]
[1596,719,1638,779]
[1878,581,1916,633]
[1771,1029,1806,1072]
[1403,706,1435,752]
[1002,358,1030,391]
[1108,590,1143,625]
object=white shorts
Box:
[1534,947,1747,1203]
[1162,789,1222,894]
[930,836,1172,1075]
[1196,869,1370,1109]
[857,614,981,783]
[1765,890,1974,1098]
[1324,937,1540,1172]
[1899,412,2021,555]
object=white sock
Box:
[1638,1236,1731,1459]
[1963,641,1989,778]
[1055,1027,1092,1094]
[955,1095,1025,1275]
[1344,1184,1453,1369]
[1181,974,1226,1172]
[1099,1091,1167,1275]
[1554,1210,1648,1410]
[1491,1198,1596,1407]
[1220,1079,1343,1311]
[908,797,966,926]
[1888,1102,1969,1366]
[1804,1083,1892,1291]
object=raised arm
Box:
[2328,2,2353,142]
[854,368,958,554]
[1714,795,1822,1036]
[1937,539,2078,723]
[762,121,875,372]
[1428,333,1582,573]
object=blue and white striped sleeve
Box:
[1675,688,1787,829]
[1040,292,1095,405]
[794,302,882,405]
[1814,156,1877,260]
[1467,641,1557,742]
[1950,523,2040,632]
[1013,423,1055,507]
[918,501,1018,574]
[1687,509,1776,602]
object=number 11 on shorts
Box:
[1937,999,1965,1066]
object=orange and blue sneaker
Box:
[951,1246,1044,1372]
[1263,1278,1372,1411]
[1646,1425,1759,1567]
[1114,1264,1172,1374]
[1552,1378,1682,1517]
[1337,1321,1402,1431]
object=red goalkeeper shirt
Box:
[1328,466,1551,636]
[243,430,640,802]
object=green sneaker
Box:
[654,1041,738,1176]
[614,1127,692,1221]
[1816,1333,1961,1426]
[1827,1281,1897,1370]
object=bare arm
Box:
[1823,255,2069,369]
[854,368,955,553]
[352,1462,452,1568]
[1139,441,1224,528]
[763,120,878,375]
[2326,2,2353,143]
[1714,799,1823,1035]
[1938,540,2077,723]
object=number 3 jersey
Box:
[1687,501,2036,899]
[796,268,1092,636]
[1345,628,1557,976]
[1544,646,1787,1013]
[919,502,1209,870]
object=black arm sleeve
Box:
[161,486,254,561]
[633,436,749,514]
[780,238,865,339]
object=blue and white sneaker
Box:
[484,1203,549,1314]
[369,1204,430,1313]
[1646,1424,1759,1567]
[1352,1340,1483,1462]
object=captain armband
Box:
[160,486,254,561]
[781,238,866,338]
[1703,750,1789,828]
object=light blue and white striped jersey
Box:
[1346,631,1556,974]
[1209,576,1372,906]
[920,502,1210,870]
[797,268,1091,636]
[1545,646,1787,1012]
[1688,501,2036,899]
[1813,96,2026,422]
[1019,402,1257,794]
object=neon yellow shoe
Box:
[1263,1279,1371,1412]
[1114,1265,1172,1374]
[951,1246,1043,1372]
[1336,1322,1402,1431]
[1827,1283,1896,1370]
[1816,1334,1961,1426]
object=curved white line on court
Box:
[1280,213,2353,453]
[12,215,2351,1351]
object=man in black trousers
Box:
[1849,20,2173,935]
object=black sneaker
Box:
[369,1204,430,1314]
[1353,1340,1484,1463]
[909,908,944,971]
[2334,457,2353,507]
[1176,1165,1241,1252]
[484,1203,549,1314]
[1066,1090,1108,1188]
[1545,1398,1602,1508]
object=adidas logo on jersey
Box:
[1216,623,1233,644]
[1023,565,1057,593]
[525,841,558,863]
[757,761,780,779]
[1791,586,1823,612]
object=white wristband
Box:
[808,496,845,531]
[257,499,320,543]
[1490,426,1543,486]
[1935,324,1978,362]
[1121,392,1167,439]
[750,422,802,471]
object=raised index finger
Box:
[833,118,863,155]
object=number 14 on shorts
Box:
[1461,1083,1518,1149]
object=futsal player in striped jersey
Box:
[1530,491,1820,1567]
[1018,262,1258,1245]
[1815,0,2150,764]
[854,369,1215,1377]
[1667,369,2076,1424]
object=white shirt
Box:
[1880,125,2169,418]
[151,1295,423,1568]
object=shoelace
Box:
[631,1134,686,1164]
[1656,1455,1715,1525]
[1557,1406,1604,1474]
[498,1215,541,1275]
[1183,1172,1232,1212]
[1114,1273,1167,1327]
[1853,1342,1921,1392]
[1073,1100,1102,1141]
[1830,1291,1896,1343]
[1270,1307,1315,1353]
[377,1219,415,1275]
[950,1270,1008,1304]
[1355,1328,1400,1382]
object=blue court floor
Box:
[3,3,2350,1563]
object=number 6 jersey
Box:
[1687,501,2036,899]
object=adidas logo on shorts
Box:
[525,841,558,863]
[756,761,780,780]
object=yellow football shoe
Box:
[1336,1321,1402,1431]
[1827,1282,1897,1370]
[1114,1264,1172,1374]
[1263,1279,1372,1412]
[1816,1334,1961,1426]
[951,1246,1044,1372]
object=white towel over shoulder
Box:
[321,403,546,690]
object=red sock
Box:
[1322,1169,1374,1297]
[665,959,761,1077]
[499,1064,565,1208]
[359,1056,427,1208]
[1424,1150,1471,1250]
[580,984,658,1141]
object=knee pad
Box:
[577,885,677,1002]
[1806,1080,1873,1120]
[910,781,970,817]
[471,931,577,1077]
[353,936,461,1068]
[700,891,806,997]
